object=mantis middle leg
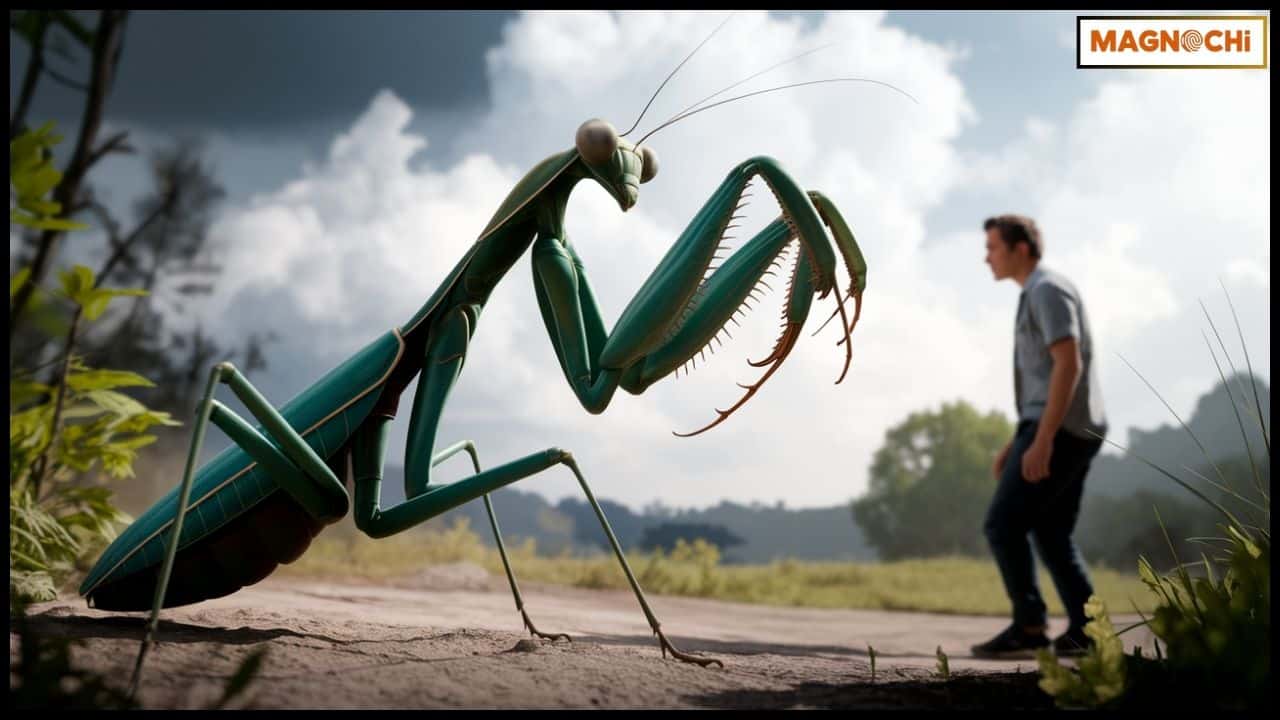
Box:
[429,439,569,643]
[351,305,722,667]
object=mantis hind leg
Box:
[128,361,349,700]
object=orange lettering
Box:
[1091,29,1117,52]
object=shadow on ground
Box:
[687,673,1054,710]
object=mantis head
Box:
[575,118,659,212]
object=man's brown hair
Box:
[984,214,1043,260]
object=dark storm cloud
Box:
[10,10,514,134]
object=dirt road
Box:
[11,564,1157,709]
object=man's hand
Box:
[1021,436,1053,483]
[1019,337,1078,483]
[992,440,1012,480]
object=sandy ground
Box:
[11,563,1158,709]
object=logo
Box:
[1078,16,1268,68]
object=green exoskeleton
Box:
[80,19,892,698]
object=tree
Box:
[638,523,744,554]
[10,10,131,342]
[852,400,1014,560]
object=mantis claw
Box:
[521,609,571,643]
[655,628,723,669]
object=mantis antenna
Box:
[619,11,737,138]
[654,42,843,130]
[636,76,920,146]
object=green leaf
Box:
[213,648,269,709]
[1226,525,1261,558]
[10,526,51,563]
[11,209,42,229]
[94,287,149,300]
[80,287,149,320]
[1200,553,1218,586]
[82,389,149,418]
[57,402,110,420]
[29,216,90,232]
[113,409,182,430]
[9,380,52,408]
[9,569,58,604]
[67,368,155,392]
[10,267,32,299]
[109,434,158,451]
[82,293,110,320]
[1137,556,1159,588]
[58,264,95,303]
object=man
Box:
[971,214,1108,659]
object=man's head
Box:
[984,214,1042,282]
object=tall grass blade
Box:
[1117,351,1237,498]
[1199,301,1266,501]
[1094,433,1246,532]
[1218,278,1270,456]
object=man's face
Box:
[984,227,1020,281]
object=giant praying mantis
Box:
[78,15,907,697]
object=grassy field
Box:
[277,518,1161,616]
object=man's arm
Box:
[1037,339,1082,439]
[1021,283,1085,482]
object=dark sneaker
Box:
[971,624,1050,659]
[1053,627,1094,657]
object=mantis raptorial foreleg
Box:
[534,156,864,435]
[598,155,837,371]
[129,362,351,699]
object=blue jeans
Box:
[984,420,1102,630]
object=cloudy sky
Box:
[10,11,1270,512]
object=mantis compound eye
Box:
[575,118,618,166]
[639,146,659,184]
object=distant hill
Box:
[376,468,872,564]
[1085,372,1269,499]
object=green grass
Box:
[277,518,1160,617]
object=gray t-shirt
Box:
[1014,266,1108,440]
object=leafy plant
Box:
[10,266,180,603]
[1136,515,1269,709]
[1036,597,1127,708]
[9,121,89,232]
[10,123,180,606]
